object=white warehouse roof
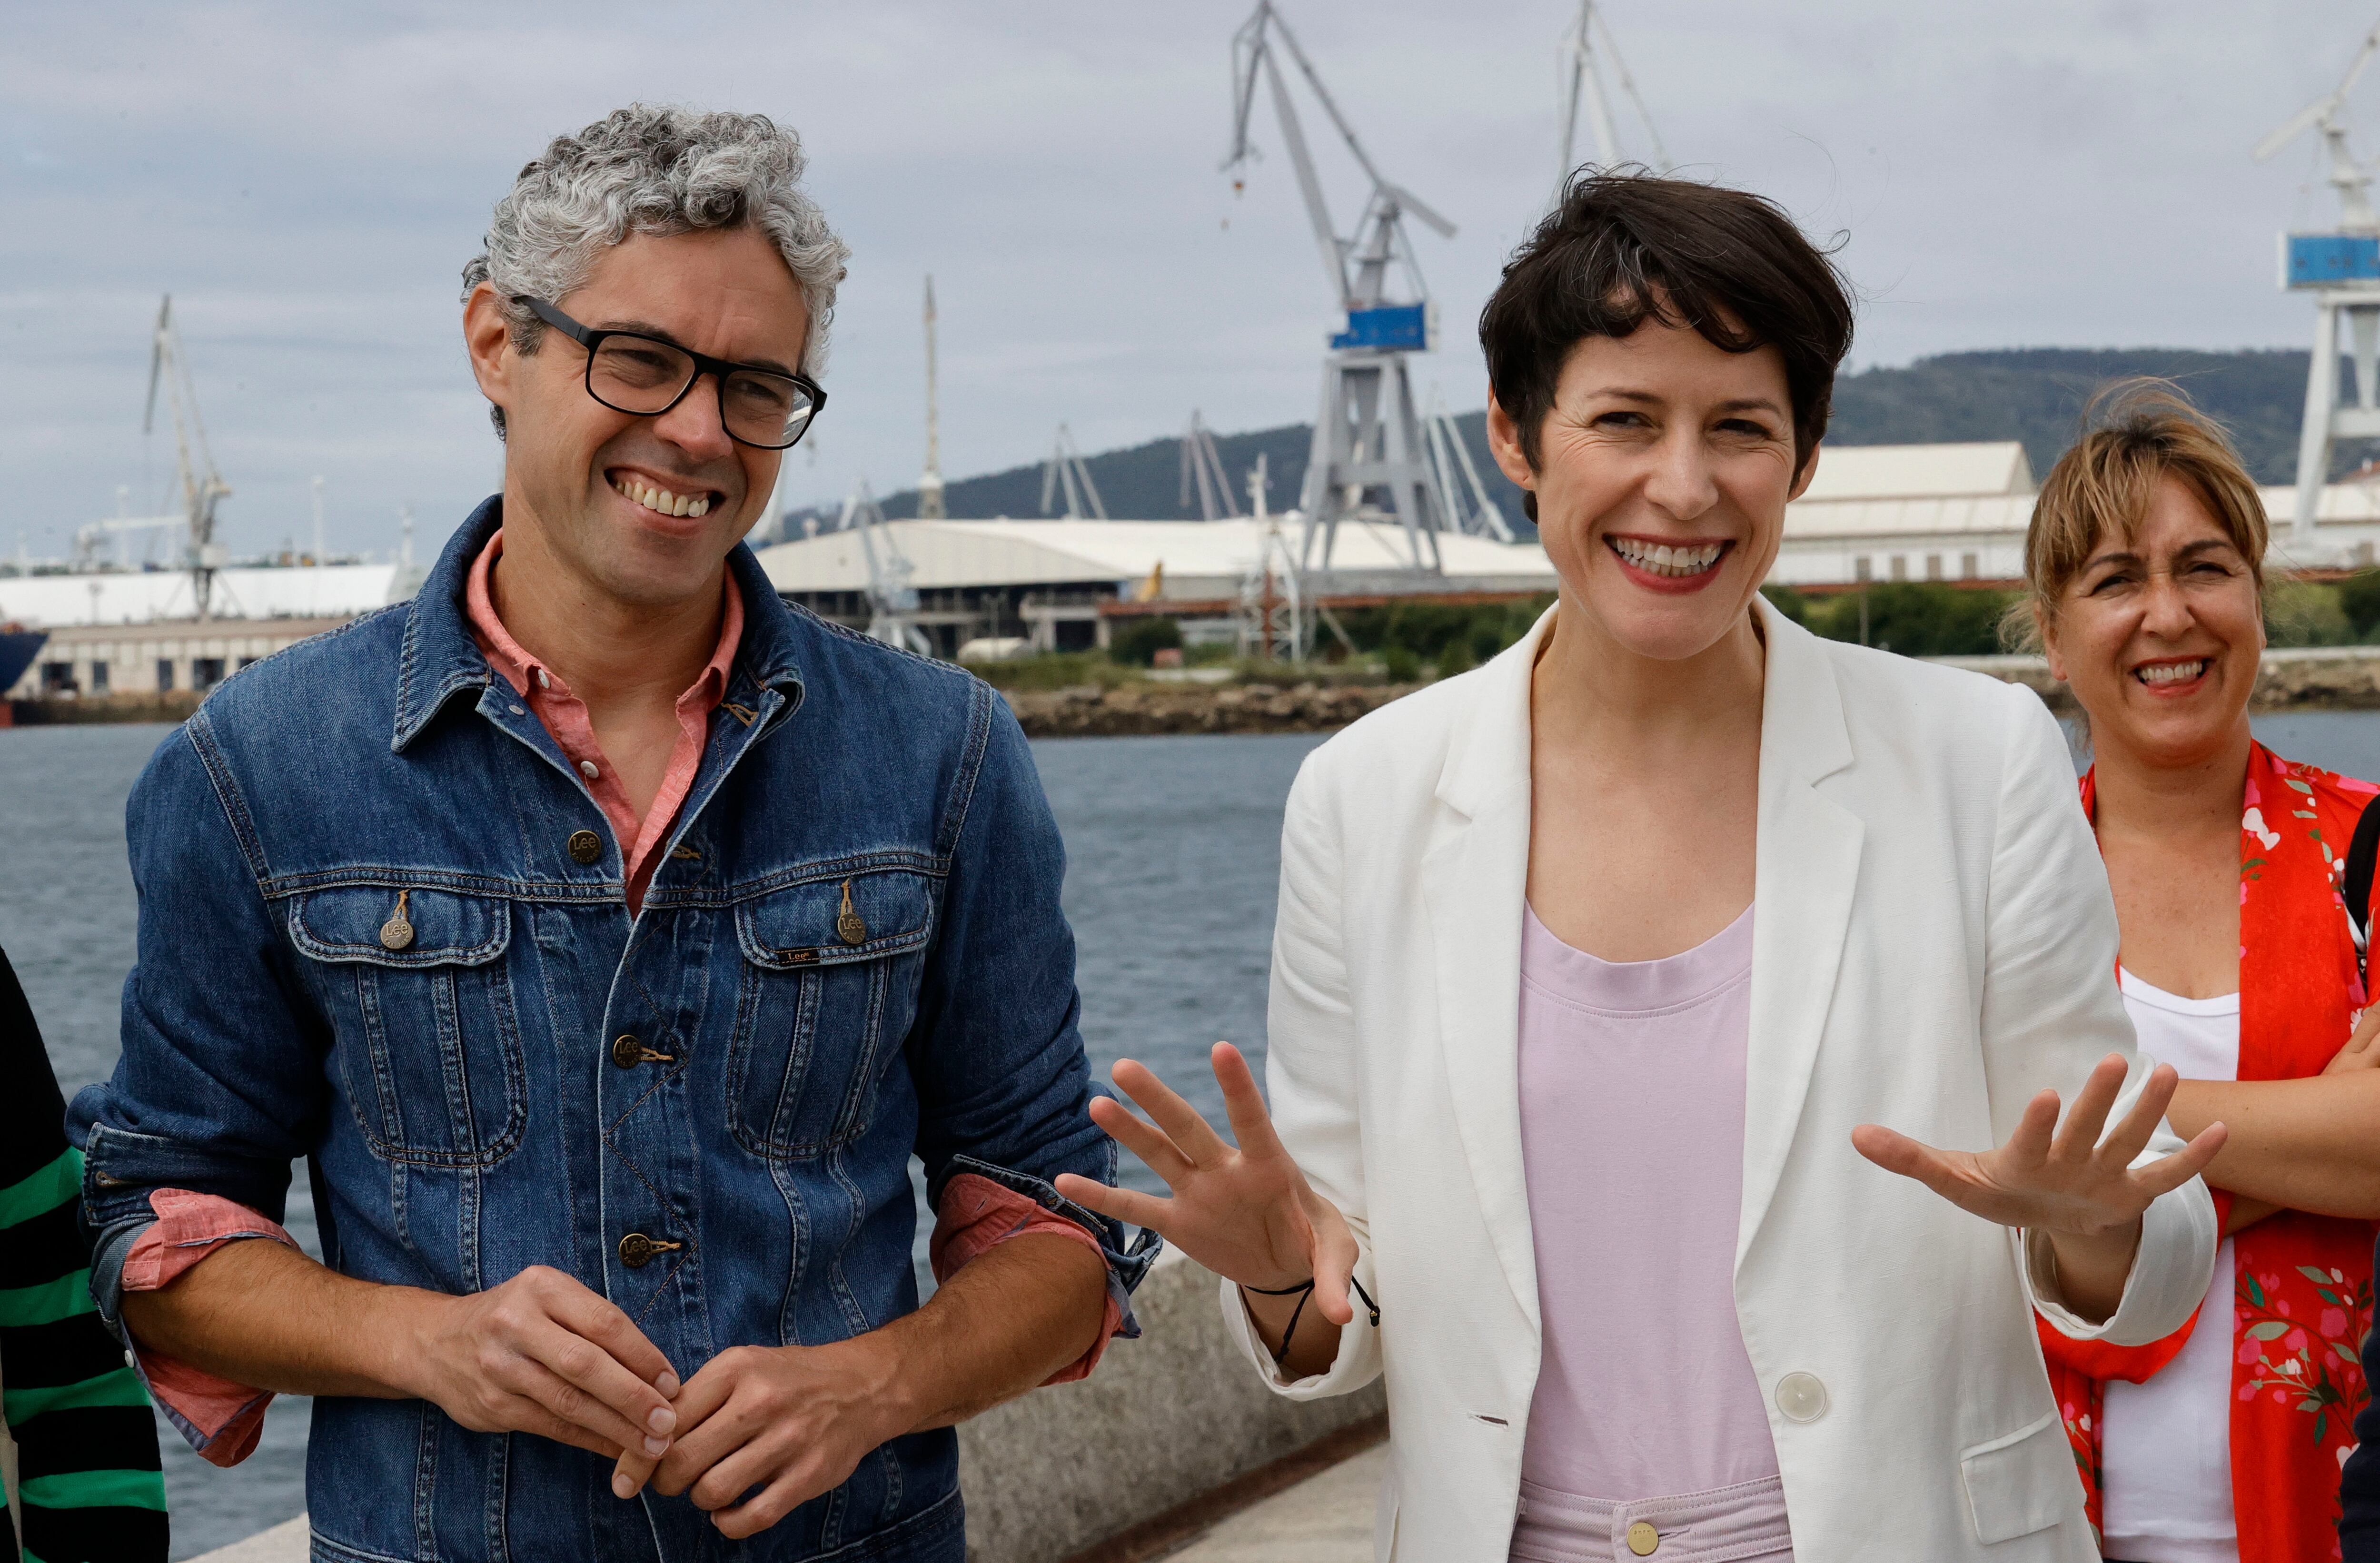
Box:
[1798,442,2034,502]
[756,518,1560,598]
[0,564,405,628]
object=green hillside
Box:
[786,347,2342,539]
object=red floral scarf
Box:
[2043,742,2378,1561]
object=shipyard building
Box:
[16,441,2380,696]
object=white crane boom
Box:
[1180,412,1242,520]
[143,295,234,619]
[1557,2,1667,182]
[1225,1,1454,312]
[1041,425,1108,520]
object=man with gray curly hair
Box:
[73,105,1151,1561]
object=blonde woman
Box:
[2018,384,2380,1563]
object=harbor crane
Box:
[1040,425,1108,520]
[1225,0,1456,575]
[2260,14,2380,551]
[70,485,184,571]
[1180,411,1242,520]
[145,295,235,617]
[841,479,931,653]
[1556,1,1666,184]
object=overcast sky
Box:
[0,1,2368,563]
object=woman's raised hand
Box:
[1055,1042,1360,1329]
[1850,1053,2226,1239]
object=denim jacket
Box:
[70,498,1153,1563]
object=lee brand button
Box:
[1626,1520,1660,1556]
[835,879,868,946]
[617,1232,686,1268]
[612,1034,644,1069]
[377,889,414,951]
[1775,1371,1829,1423]
[567,830,603,865]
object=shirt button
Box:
[567,830,603,864]
[579,760,600,780]
[612,1034,644,1068]
[1775,1371,1829,1423]
[536,668,550,690]
[1627,1519,1660,1555]
[619,1232,657,1268]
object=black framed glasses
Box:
[515,296,825,450]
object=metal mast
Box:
[917,276,946,520]
[143,296,233,619]
[1236,453,1305,660]
[1040,425,1108,520]
[1180,411,1242,520]
[1556,1,1666,184]
[2261,16,2380,553]
[1226,1,1456,575]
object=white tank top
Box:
[2098,969,2240,1563]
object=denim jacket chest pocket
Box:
[288,886,527,1168]
[728,869,937,1161]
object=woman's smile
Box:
[2129,655,2212,697]
[1604,533,1735,594]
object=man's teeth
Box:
[611,475,710,518]
[2138,660,2208,686]
[1611,538,1725,577]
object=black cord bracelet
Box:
[1239,1275,1382,1366]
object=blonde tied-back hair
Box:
[2006,379,2268,653]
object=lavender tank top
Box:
[1512,903,1792,1558]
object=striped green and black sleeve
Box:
[0,949,167,1563]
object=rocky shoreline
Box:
[1000,679,1417,738]
[16,649,2380,738]
[1937,646,2380,716]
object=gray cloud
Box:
[0,0,2352,562]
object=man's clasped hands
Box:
[416,1264,894,1539]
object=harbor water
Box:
[10,711,2380,1558]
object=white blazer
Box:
[1221,601,2217,1562]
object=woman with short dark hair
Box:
[1061,171,2222,1561]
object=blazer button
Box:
[619,1232,657,1268]
[1774,1371,1829,1423]
[612,1034,644,1068]
[567,830,603,865]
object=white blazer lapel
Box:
[1420,608,1553,1334]
[1738,601,1865,1268]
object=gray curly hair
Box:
[462,105,849,437]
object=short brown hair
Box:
[2013,380,2268,649]
[1478,168,1854,518]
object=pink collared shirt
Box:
[465,528,740,915]
[121,534,1122,1463]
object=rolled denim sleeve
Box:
[906,691,1158,1308]
[67,719,326,1337]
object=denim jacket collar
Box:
[392,495,805,752]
